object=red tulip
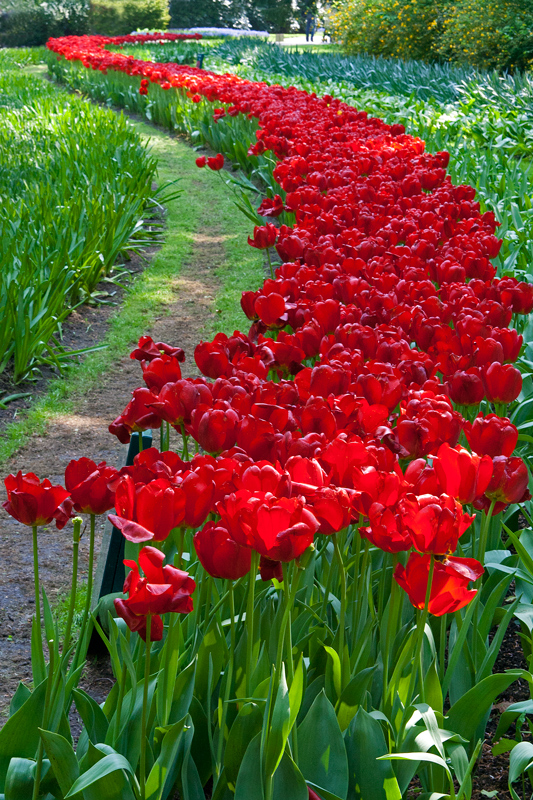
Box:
[305,486,352,535]
[195,156,207,167]
[3,471,70,528]
[182,466,216,528]
[433,443,492,505]
[257,194,284,218]
[448,369,485,406]
[64,458,118,515]
[148,379,212,427]
[109,475,185,542]
[114,546,195,641]
[218,490,319,562]
[254,293,286,327]
[189,406,239,454]
[248,224,278,250]
[259,555,283,581]
[130,336,185,363]
[476,455,530,513]
[483,362,522,404]
[207,153,224,170]
[141,354,182,391]
[109,388,162,444]
[399,494,474,555]
[360,503,412,553]
[464,413,518,458]
[193,520,251,579]
[394,552,483,616]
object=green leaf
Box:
[234,732,264,800]
[509,741,533,800]
[337,666,377,732]
[324,646,342,700]
[272,752,308,800]
[265,665,291,777]
[297,690,348,799]
[4,758,35,800]
[30,616,46,687]
[225,702,263,788]
[73,688,109,744]
[64,753,136,798]
[380,752,450,776]
[493,699,533,741]
[168,658,196,725]
[39,728,80,797]
[446,671,528,754]
[346,707,401,800]
[145,717,186,800]
[288,655,305,735]
[0,679,47,792]
[9,684,31,718]
[306,781,344,800]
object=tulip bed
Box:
[3,32,533,800]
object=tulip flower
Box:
[399,493,474,555]
[114,546,195,641]
[247,224,278,250]
[483,362,522,404]
[64,458,118,515]
[3,471,70,528]
[257,194,284,218]
[193,521,251,580]
[141,353,182,391]
[195,156,207,167]
[394,552,483,616]
[447,369,485,406]
[433,443,492,505]
[360,503,412,553]
[476,455,530,513]
[207,153,224,170]
[189,405,239,455]
[109,475,185,542]
[109,387,162,444]
[130,335,185,363]
[464,413,518,458]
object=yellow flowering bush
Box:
[331,0,443,61]
[437,0,533,71]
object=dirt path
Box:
[0,194,226,719]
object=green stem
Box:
[477,499,497,567]
[180,422,189,460]
[382,553,400,710]
[32,636,56,800]
[138,431,144,453]
[216,581,235,775]
[398,555,435,745]
[332,533,347,692]
[355,540,371,632]
[140,616,152,800]
[73,514,95,670]
[32,525,41,641]
[439,613,447,682]
[246,552,259,698]
[63,518,82,655]
[266,247,274,279]
[114,661,128,742]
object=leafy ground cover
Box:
[3,33,533,800]
[0,46,167,389]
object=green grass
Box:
[0,104,264,465]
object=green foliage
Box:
[89,0,170,35]
[0,0,89,47]
[0,59,158,382]
[437,0,533,72]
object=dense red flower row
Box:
[35,36,533,616]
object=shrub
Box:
[0,0,89,46]
[331,0,443,61]
[89,0,169,35]
[438,0,533,72]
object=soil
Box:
[0,134,226,720]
